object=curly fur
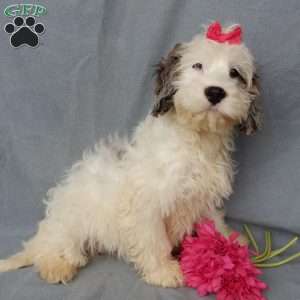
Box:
[0,24,262,288]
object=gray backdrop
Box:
[0,0,299,299]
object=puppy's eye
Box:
[230,68,246,84]
[230,68,240,78]
[192,63,203,70]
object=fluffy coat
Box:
[0,24,262,288]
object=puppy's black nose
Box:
[205,86,226,105]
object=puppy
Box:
[0,22,262,288]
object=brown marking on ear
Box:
[151,90,176,117]
[151,43,184,117]
[239,73,263,135]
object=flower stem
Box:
[244,225,259,254]
[254,236,298,263]
[255,252,300,268]
[241,225,300,268]
[253,232,272,263]
[269,237,298,259]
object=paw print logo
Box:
[4,16,45,48]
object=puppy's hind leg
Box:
[35,253,79,284]
[27,222,87,284]
[0,220,88,284]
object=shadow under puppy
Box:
[0,22,262,288]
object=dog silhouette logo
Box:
[3,4,47,48]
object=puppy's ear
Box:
[152,43,183,117]
[239,73,263,135]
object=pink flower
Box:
[180,220,267,300]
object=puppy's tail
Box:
[0,251,33,272]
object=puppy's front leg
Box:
[120,203,183,287]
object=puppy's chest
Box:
[162,146,233,224]
[174,144,234,203]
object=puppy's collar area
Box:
[206,21,242,45]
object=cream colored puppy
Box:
[0,23,262,288]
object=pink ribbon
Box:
[206,21,242,45]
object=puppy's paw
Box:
[37,256,78,284]
[143,259,184,288]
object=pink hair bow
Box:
[206,21,242,45]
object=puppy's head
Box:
[152,22,262,135]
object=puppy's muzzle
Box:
[205,86,226,105]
